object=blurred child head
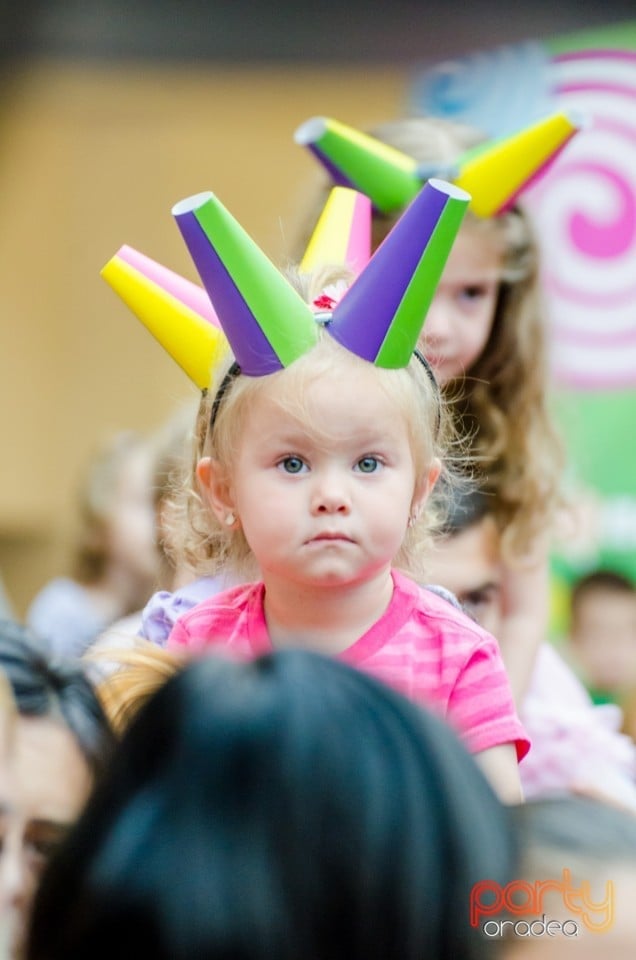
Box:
[298,116,562,561]
[371,118,560,557]
[28,650,516,960]
[74,430,159,601]
[300,116,539,391]
[569,570,636,696]
[369,118,539,388]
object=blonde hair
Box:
[162,388,218,579]
[96,641,183,735]
[297,116,564,562]
[148,399,201,588]
[175,267,465,583]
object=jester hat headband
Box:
[171,177,469,376]
[294,111,579,217]
[101,187,372,389]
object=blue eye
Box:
[356,457,380,474]
[279,456,306,474]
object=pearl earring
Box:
[225,512,236,526]
[408,512,418,528]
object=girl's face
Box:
[0,716,92,960]
[419,221,504,385]
[202,363,438,591]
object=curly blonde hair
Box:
[365,117,565,561]
[168,267,467,584]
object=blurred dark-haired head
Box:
[0,620,114,779]
[28,649,515,960]
[0,620,115,959]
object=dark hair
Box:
[0,619,115,779]
[571,569,635,617]
[28,650,515,960]
[439,483,493,537]
[513,795,636,866]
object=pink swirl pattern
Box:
[524,51,636,388]
[568,164,635,260]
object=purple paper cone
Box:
[329,179,470,368]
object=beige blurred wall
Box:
[0,60,407,616]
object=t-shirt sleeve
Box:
[141,591,180,647]
[448,633,530,761]
[166,584,257,655]
[141,577,228,647]
[167,611,227,653]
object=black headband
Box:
[413,348,441,436]
[208,360,241,432]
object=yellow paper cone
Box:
[454,112,579,217]
[101,255,228,390]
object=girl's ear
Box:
[196,457,236,526]
[411,457,441,517]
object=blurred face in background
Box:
[419,222,503,385]
[428,516,503,636]
[104,444,160,589]
[0,716,92,960]
[570,588,636,693]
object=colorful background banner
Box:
[409,21,636,604]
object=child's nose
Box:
[0,844,30,913]
[311,471,351,515]
[421,298,452,345]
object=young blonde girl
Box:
[158,183,529,802]
[295,114,570,704]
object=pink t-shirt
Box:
[169,569,529,760]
